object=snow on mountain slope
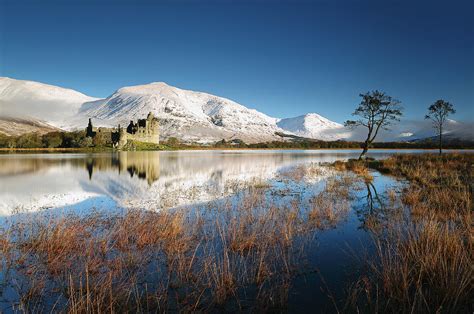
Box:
[0,77,352,142]
[0,116,60,136]
[277,113,350,141]
[78,82,283,143]
[0,77,99,128]
[393,119,474,142]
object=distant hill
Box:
[277,113,350,141]
[0,77,98,129]
[0,116,60,136]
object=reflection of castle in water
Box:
[0,151,341,214]
[85,152,160,185]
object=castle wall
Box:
[123,115,159,145]
[87,112,159,148]
[126,128,159,144]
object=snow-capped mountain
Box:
[393,119,474,142]
[277,113,350,141]
[0,77,99,128]
[76,82,288,143]
[1,77,471,144]
[0,77,350,142]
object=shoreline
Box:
[1,147,474,153]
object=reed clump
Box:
[346,153,473,313]
[369,153,472,218]
[334,159,373,182]
[0,168,352,313]
[308,176,353,229]
[277,163,328,183]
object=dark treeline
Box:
[1,131,473,150]
[213,138,474,150]
[0,131,97,149]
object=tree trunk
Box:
[359,142,369,160]
[439,125,443,155]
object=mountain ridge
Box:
[0,77,99,128]
[2,77,471,143]
[75,81,346,143]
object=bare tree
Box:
[425,100,455,154]
[345,90,402,160]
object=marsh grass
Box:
[277,162,328,184]
[308,176,352,230]
[4,154,467,312]
[342,154,474,313]
[0,165,354,312]
[334,159,373,182]
[369,153,472,219]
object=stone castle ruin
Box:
[86,112,159,148]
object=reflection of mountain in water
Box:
[79,151,332,210]
[0,152,161,185]
[0,152,160,214]
[0,150,404,215]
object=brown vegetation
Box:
[334,159,373,182]
[2,154,471,312]
[370,153,472,219]
[0,167,354,312]
[344,154,473,313]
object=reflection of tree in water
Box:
[356,181,390,231]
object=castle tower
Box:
[118,123,128,148]
[86,118,94,137]
[147,112,159,143]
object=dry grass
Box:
[4,155,470,312]
[334,159,373,182]
[308,176,353,229]
[277,162,327,183]
[370,153,472,219]
[0,168,352,313]
[345,153,474,313]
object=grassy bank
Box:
[338,154,473,313]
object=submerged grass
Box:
[340,154,473,313]
[0,167,354,312]
[2,154,471,312]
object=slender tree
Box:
[345,90,403,160]
[425,99,455,154]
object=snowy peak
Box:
[78,82,282,143]
[116,82,177,95]
[277,113,349,141]
[0,77,99,127]
[0,77,92,100]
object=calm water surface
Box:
[0,149,461,216]
[0,149,466,312]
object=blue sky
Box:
[1,0,473,123]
